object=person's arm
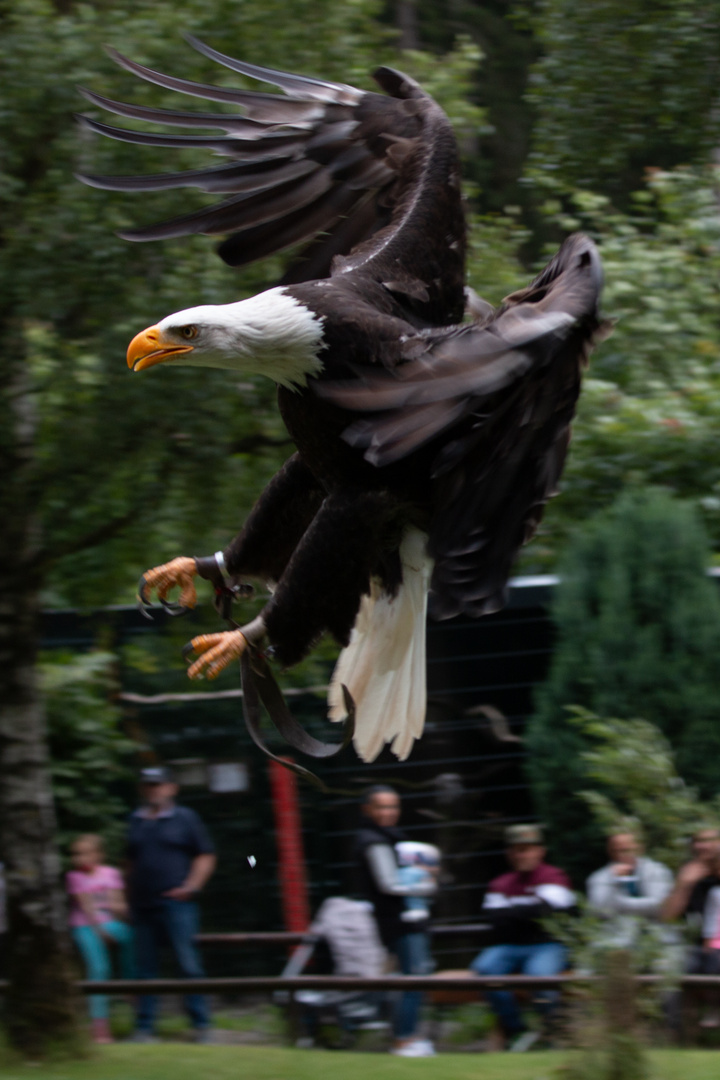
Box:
[164,853,217,901]
[701,887,720,943]
[589,862,671,917]
[70,889,114,940]
[163,809,217,901]
[662,861,708,922]
[534,882,576,910]
[73,891,102,926]
[611,894,664,916]
[490,888,574,922]
[587,866,619,915]
[483,875,574,927]
[365,844,437,897]
[609,863,673,917]
[107,887,128,920]
[102,866,129,919]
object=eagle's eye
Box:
[178,325,198,340]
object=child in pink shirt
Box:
[66,835,135,1043]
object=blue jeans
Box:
[133,900,209,1031]
[470,942,567,1036]
[394,930,433,1039]
[72,921,135,1020]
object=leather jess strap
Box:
[240,649,355,791]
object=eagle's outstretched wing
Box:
[77,43,605,764]
[321,234,604,618]
[77,38,465,318]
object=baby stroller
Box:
[281,896,391,1048]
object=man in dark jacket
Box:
[354,785,437,1057]
[127,766,216,1041]
[470,824,574,1050]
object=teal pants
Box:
[72,921,135,1019]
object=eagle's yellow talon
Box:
[186,629,248,680]
[140,556,198,609]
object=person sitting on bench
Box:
[470,824,574,1051]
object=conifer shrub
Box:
[525,488,720,883]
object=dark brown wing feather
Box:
[77,39,466,318]
[320,234,604,618]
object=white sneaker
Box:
[509,1030,540,1052]
[391,1040,436,1057]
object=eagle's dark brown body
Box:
[79,39,603,759]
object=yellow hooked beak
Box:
[127,325,194,372]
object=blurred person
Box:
[354,785,438,1057]
[663,826,720,1027]
[587,831,676,950]
[663,827,720,927]
[126,766,216,1042]
[470,824,575,1052]
[66,834,134,1044]
[586,830,681,1030]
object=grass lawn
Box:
[3,1046,720,1080]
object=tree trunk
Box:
[0,338,82,1055]
[397,0,419,50]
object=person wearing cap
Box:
[470,823,575,1051]
[126,766,216,1042]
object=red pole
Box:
[268,760,311,932]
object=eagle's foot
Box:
[138,556,198,614]
[185,616,266,680]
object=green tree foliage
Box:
[524,0,720,198]
[400,0,539,210]
[548,706,717,1076]
[41,651,137,861]
[1,0,400,608]
[525,488,720,882]
[567,706,720,873]
[518,167,720,569]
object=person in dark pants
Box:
[126,766,216,1042]
[353,785,438,1057]
[470,824,575,1051]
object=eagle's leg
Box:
[138,556,198,610]
[220,452,326,581]
[185,615,266,680]
[138,454,324,618]
[255,488,402,669]
[184,490,396,679]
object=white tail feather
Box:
[327,527,432,762]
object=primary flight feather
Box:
[79,37,603,762]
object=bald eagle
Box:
[79,38,603,762]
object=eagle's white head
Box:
[126,287,325,390]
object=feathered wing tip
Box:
[77,39,466,302]
[327,527,433,762]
